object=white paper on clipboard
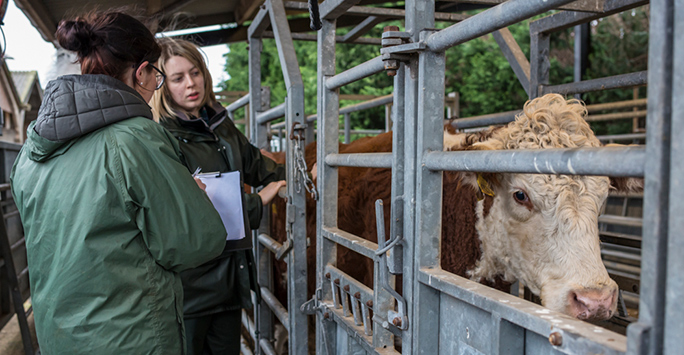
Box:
[197,171,246,241]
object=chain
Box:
[291,122,319,201]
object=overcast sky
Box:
[3,0,229,89]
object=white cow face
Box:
[445,93,641,321]
[467,172,618,320]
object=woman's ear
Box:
[135,61,150,84]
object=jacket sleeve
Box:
[115,124,227,272]
[234,128,286,186]
[244,193,263,230]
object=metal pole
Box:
[266,0,308,353]
[344,113,350,144]
[424,0,576,52]
[325,56,385,90]
[316,16,339,355]
[424,146,645,177]
[627,0,673,353]
[574,23,590,100]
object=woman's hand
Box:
[258,180,287,205]
[194,177,207,192]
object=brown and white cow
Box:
[269,93,640,321]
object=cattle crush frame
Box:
[242,0,679,354]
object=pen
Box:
[192,167,202,178]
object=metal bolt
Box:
[549,332,563,346]
[354,292,361,299]
[334,278,340,285]
[392,318,402,327]
[323,312,330,320]
[343,285,350,292]
[384,25,400,33]
[325,273,331,279]
[366,300,373,308]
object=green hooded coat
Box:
[10,75,227,354]
[158,101,286,317]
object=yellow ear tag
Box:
[476,174,496,198]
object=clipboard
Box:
[197,170,252,250]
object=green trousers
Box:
[185,309,242,355]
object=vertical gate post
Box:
[529,28,550,99]
[628,0,674,354]
[263,0,309,353]
[316,15,339,355]
[664,1,684,353]
[404,0,435,353]
[248,34,271,355]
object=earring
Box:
[140,82,144,85]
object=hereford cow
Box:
[269,94,640,321]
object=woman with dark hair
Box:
[150,38,286,355]
[10,11,227,353]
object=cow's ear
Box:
[610,177,644,193]
[602,143,644,193]
[458,139,502,195]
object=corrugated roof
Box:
[10,71,39,104]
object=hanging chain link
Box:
[291,122,318,201]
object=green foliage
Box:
[220,7,649,137]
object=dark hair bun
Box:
[55,19,101,57]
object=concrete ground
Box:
[0,310,39,355]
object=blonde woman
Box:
[151,38,286,355]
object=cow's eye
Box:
[513,190,528,203]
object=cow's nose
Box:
[567,286,618,321]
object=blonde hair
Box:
[150,37,216,121]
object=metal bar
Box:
[242,309,257,340]
[492,28,530,96]
[285,1,468,21]
[598,215,643,228]
[664,0,683,353]
[260,287,289,333]
[418,268,627,354]
[597,133,646,142]
[325,153,393,168]
[530,0,649,35]
[350,129,383,135]
[343,114,350,144]
[446,0,606,12]
[425,0,576,53]
[319,0,361,20]
[0,208,33,355]
[450,98,649,130]
[301,94,393,123]
[424,146,645,177]
[257,233,284,256]
[240,337,254,355]
[316,17,340,355]
[387,64,405,274]
[225,93,250,114]
[259,339,278,355]
[247,7,270,39]
[586,110,647,122]
[574,22,590,100]
[413,25,443,354]
[342,16,385,42]
[541,71,648,96]
[529,24,550,99]
[449,110,521,129]
[321,227,377,260]
[263,31,383,45]
[256,103,286,124]
[326,56,385,90]
[266,1,308,353]
[586,98,648,112]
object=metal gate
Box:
[242,0,679,354]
